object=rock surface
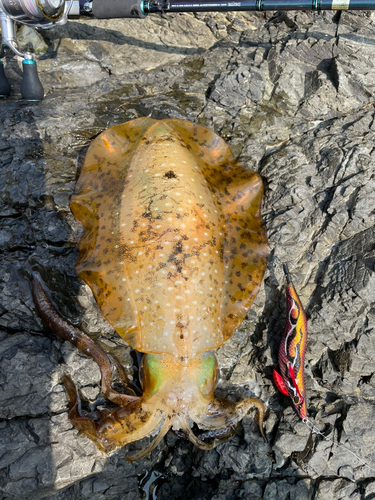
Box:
[1,8,375,500]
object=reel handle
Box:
[21,59,44,101]
[0,61,11,97]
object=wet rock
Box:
[1,8,375,500]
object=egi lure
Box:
[273,263,375,473]
[273,263,307,420]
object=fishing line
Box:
[302,417,375,474]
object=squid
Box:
[32,118,269,461]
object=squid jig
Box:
[273,263,375,474]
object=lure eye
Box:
[293,395,303,405]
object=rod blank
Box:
[144,0,374,12]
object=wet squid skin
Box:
[32,118,269,461]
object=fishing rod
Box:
[0,0,373,101]
[83,0,375,17]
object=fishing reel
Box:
[0,0,77,100]
[0,0,149,100]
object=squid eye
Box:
[142,354,164,396]
[196,351,218,398]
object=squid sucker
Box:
[32,118,269,461]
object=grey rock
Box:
[0,333,63,418]
[1,8,375,500]
[263,479,313,500]
[236,480,263,499]
[315,478,359,500]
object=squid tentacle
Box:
[64,370,167,455]
[126,417,171,462]
[192,396,266,442]
[235,398,266,440]
[31,272,139,408]
[180,419,217,450]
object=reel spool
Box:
[0,0,66,26]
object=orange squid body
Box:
[53,118,268,459]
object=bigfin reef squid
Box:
[32,118,269,461]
